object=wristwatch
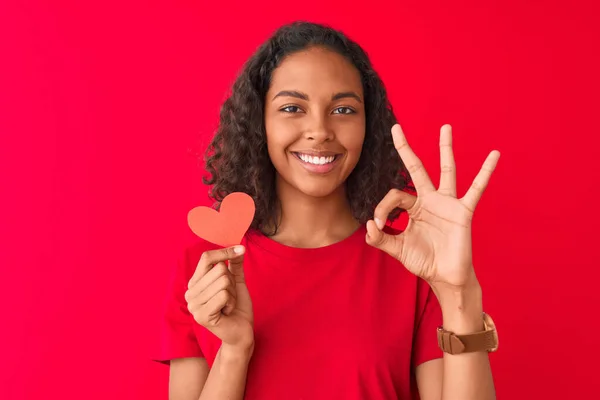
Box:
[437,312,499,355]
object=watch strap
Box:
[437,328,497,355]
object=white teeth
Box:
[298,154,335,165]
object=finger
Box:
[438,124,457,197]
[186,261,236,299]
[373,189,417,229]
[186,262,227,298]
[205,289,231,326]
[188,245,245,289]
[461,150,501,211]
[222,295,237,316]
[391,124,435,194]
[365,219,404,261]
[196,274,237,306]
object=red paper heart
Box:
[187,192,256,247]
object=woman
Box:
[156,21,500,400]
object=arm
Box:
[169,358,209,400]
[416,282,495,400]
[365,123,500,400]
[168,344,252,400]
[169,245,255,400]
[198,344,253,400]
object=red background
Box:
[1,1,599,398]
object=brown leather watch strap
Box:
[437,328,498,355]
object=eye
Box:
[332,107,356,115]
[280,105,303,113]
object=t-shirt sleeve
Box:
[411,278,443,368]
[154,248,204,364]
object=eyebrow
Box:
[272,90,363,103]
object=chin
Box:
[292,179,344,199]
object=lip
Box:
[291,151,342,174]
[292,150,340,157]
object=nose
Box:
[304,114,334,143]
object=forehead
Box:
[268,47,363,95]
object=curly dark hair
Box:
[203,21,413,235]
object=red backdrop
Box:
[1,1,598,398]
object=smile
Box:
[292,152,342,174]
[295,153,338,165]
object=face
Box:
[264,46,366,199]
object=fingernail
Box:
[233,245,245,255]
[374,218,384,230]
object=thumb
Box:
[227,245,246,280]
[365,220,404,261]
[227,245,253,319]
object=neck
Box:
[268,175,360,248]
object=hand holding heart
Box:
[185,245,255,352]
[186,193,256,352]
[366,124,500,290]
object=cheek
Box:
[265,116,302,150]
[265,123,296,166]
[339,126,366,159]
[266,131,293,158]
[347,136,365,153]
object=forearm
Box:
[433,282,496,400]
[199,344,253,400]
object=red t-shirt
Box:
[155,224,443,399]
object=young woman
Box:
[156,21,500,400]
